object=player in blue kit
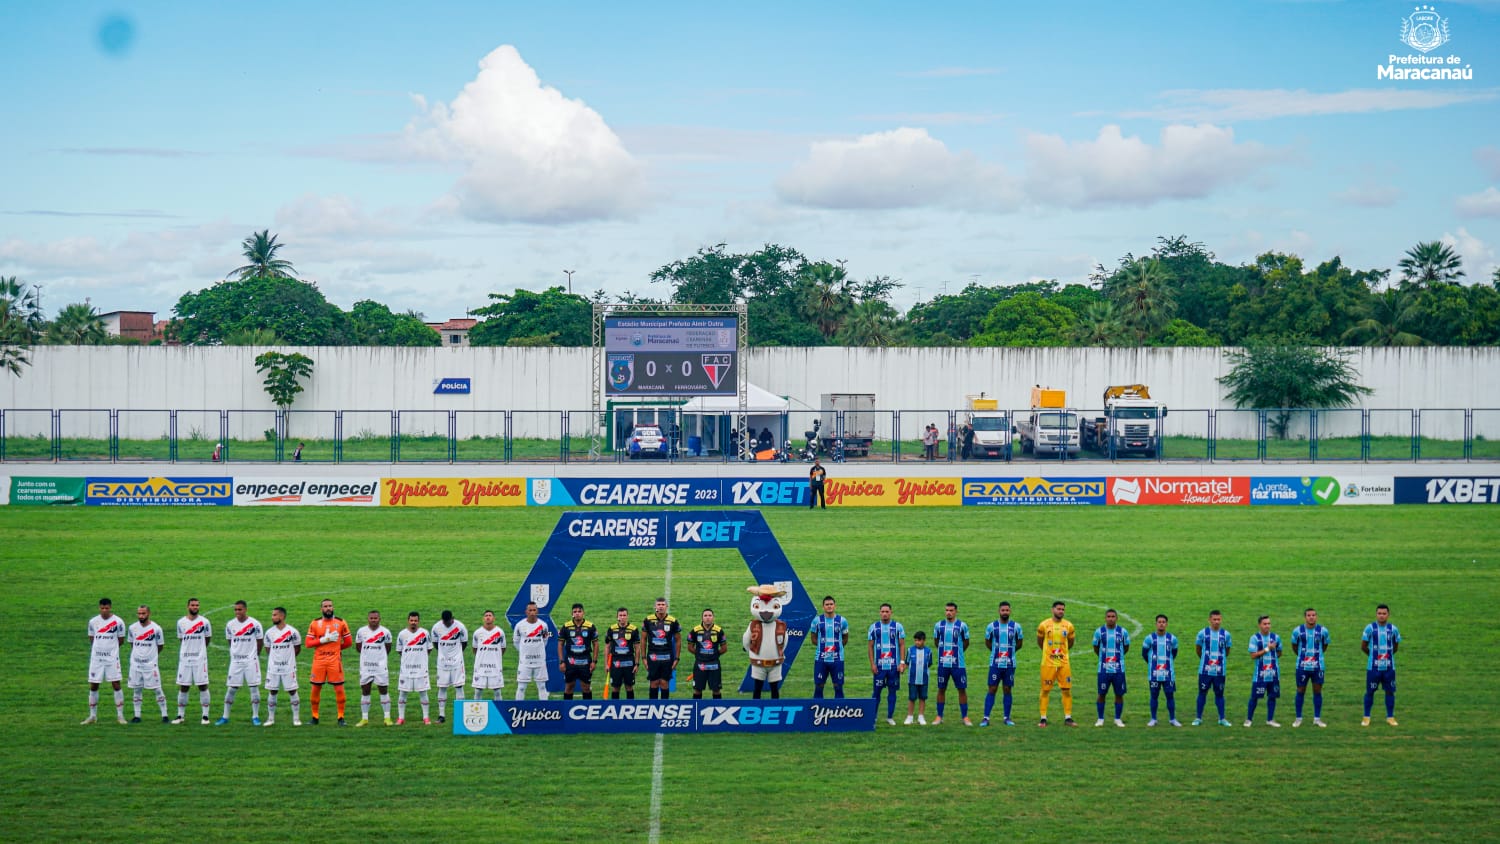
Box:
[810,596,849,699]
[867,603,906,727]
[932,602,972,726]
[1361,604,1401,727]
[1193,609,1233,727]
[1092,609,1130,727]
[1291,608,1330,728]
[981,601,1024,727]
[1140,614,1181,727]
[1246,615,1283,727]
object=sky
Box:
[2,0,1498,321]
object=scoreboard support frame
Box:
[589,302,748,460]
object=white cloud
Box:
[775,127,1017,210]
[1456,186,1500,217]
[404,45,644,223]
[1442,227,1497,282]
[1024,124,1281,208]
[1334,184,1404,208]
[1117,88,1499,121]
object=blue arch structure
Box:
[505,510,814,694]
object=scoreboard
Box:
[603,316,738,397]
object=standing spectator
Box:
[212,442,223,462]
[959,422,974,460]
[923,425,938,461]
[293,442,304,461]
[808,460,827,509]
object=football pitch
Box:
[2,505,1497,842]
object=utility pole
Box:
[564,269,575,294]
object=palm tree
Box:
[1340,288,1428,346]
[802,262,853,340]
[1107,258,1176,343]
[222,327,282,346]
[228,230,298,280]
[1398,241,1464,287]
[44,302,108,345]
[836,300,901,346]
[1070,301,1126,346]
[0,276,44,375]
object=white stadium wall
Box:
[2,345,1497,439]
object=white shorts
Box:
[89,658,122,684]
[264,671,298,692]
[226,659,262,688]
[360,666,391,688]
[471,667,505,689]
[436,664,466,688]
[516,663,548,684]
[399,670,430,693]
[749,663,784,683]
[129,663,162,689]
[176,659,209,687]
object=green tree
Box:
[1107,258,1176,343]
[1051,283,1103,318]
[349,300,441,346]
[970,291,1077,347]
[1218,343,1372,439]
[803,262,854,340]
[254,351,315,439]
[1340,288,1427,346]
[0,276,44,375]
[229,230,298,280]
[1147,318,1220,347]
[43,302,108,345]
[1405,282,1500,345]
[469,286,591,347]
[1222,254,1378,345]
[1397,240,1464,286]
[835,299,906,346]
[906,283,1008,345]
[173,276,352,345]
[650,243,819,346]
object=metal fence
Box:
[1,407,1496,464]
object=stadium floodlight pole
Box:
[564,269,575,294]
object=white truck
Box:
[1014,387,1080,458]
[820,393,876,458]
[1080,384,1168,458]
[960,393,1011,460]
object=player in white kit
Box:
[431,609,469,724]
[172,597,213,725]
[84,598,128,724]
[217,601,264,725]
[514,602,552,700]
[396,611,432,725]
[262,607,302,727]
[471,610,507,700]
[355,610,394,726]
[127,605,169,723]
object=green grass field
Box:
[2,505,1497,842]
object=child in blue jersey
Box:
[1246,615,1283,727]
[1141,614,1181,727]
[1291,607,1331,728]
[1092,609,1131,727]
[867,603,906,726]
[982,601,1024,727]
[1194,610,1233,726]
[905,632,931,725]
[1361,603,1402,727]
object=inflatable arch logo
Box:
[505,511,814,693]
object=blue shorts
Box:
[1295,667,1325,687]
[988,665,1016,688]
[1149,679,1176,694]
[1366,669,1396,693]
[1097,672,1127,696]
[1251,679,1281,699]
[873,668,901,691]
[937,666,967,691]
[1198,673,1226,693]
[813,660,845,687]
[908,683,928,701]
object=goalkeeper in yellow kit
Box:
[1036,601,1077,727]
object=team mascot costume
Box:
[742,584,789,699]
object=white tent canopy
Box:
[680,382,790,414]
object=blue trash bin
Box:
[686,435,702,457]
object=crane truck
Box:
[1079,384,1167,458]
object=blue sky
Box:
[3,0,1497,320]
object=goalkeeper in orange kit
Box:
[306,599,353,726]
